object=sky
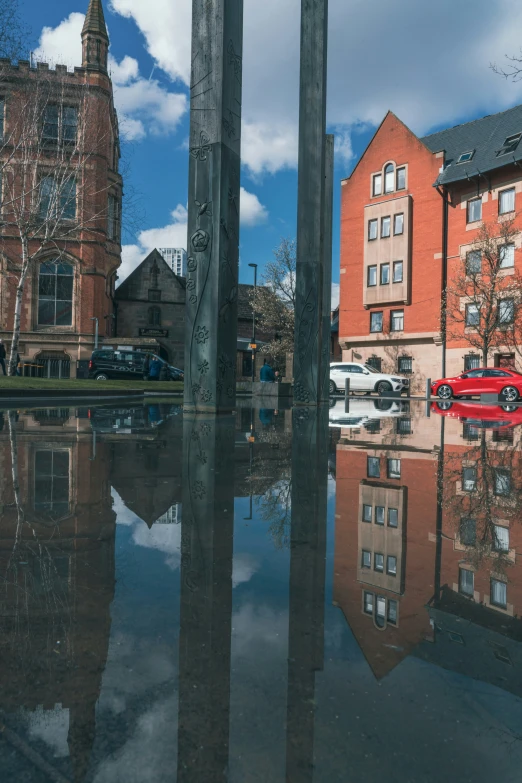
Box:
[21,0,522,308]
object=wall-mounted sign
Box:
[139,328,169,337]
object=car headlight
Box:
[391,378,401,383]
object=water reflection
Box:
[1,398,522,780]
[334,398,522,696]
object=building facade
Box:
[115,252,275,375]
[340,106,522,388]
[158,247,187,277]
[113,249,186,365]
[0,0,121,378]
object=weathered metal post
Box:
[184,0,244,412]
[321,134,334,402]
[293,0,329,406]
[178,414,235,781]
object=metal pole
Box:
[249,263,257,383]
[425,378,432,418]
[91,317,98,350]
[183,0,244,412]
[293,0,329,406]
[344,377,350,413]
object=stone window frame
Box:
[32,252,79,332]
[369,161,408,200]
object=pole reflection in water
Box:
[177,414,235,783]
[286,406,329,783]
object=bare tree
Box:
[0,69,115,374]
[442,431,522,575]
[249,237,296,367]
[0,0,29,61]
[445,217,522,366]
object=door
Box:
[485,369,514,393]
[457,369,488,395]
[344,364,366,391]
[113,351,137,379]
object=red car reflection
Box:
[431,367,522,402]
[431,400,522,430]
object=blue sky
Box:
[23,0,522,306]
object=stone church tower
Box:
[0,0,122,378]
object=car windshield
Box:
[364,365,379,374]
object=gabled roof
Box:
[82,0,109,41]
[422,103,522,186]
[115,249,186,300]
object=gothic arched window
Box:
[148,306,161,326]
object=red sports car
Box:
[431,400,522,429]
[431,367,522,403]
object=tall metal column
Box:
[293,0,330,406]
[321,134,334,402]
[285,406,329,781]
[184,0,244,412]
[177,414,235,782]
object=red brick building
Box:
[340,106,522,387]
[0,0,121,378]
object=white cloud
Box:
[331,282,340,310]
[34,13,187,143]
[109,0,522,176]
[34,12,85,68]
[132,520,181,571]
[26,706,70,758]
[120,190,267,283]
[109,0,192,85]
[232,553,259,587]
[240,187,269,226]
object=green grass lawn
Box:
[0,376,183,392]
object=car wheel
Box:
[95,373,109,381]
[376,381,392,395]
[500,386,519,403]
[329,380,337,394]
[436,400,453,411]
[501,404,517,413]
[375,398,393,411]
[437,384,452,400]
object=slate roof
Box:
[422,103,522,186]
[82,0,109,40]
[115,249,186,300]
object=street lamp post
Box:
[90,317,99,350]
[248,263,258,383]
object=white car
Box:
[328,398,409,428]
[329,362,409,395]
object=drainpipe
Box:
[437,184,449,379]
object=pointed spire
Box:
[82,0,109,41]
[82,0,109,71]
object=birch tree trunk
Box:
[8,235,29,376]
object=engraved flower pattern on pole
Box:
[195,326,210,344]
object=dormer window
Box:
[496,133,522,157]
[457,150,474,164]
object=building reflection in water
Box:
[334,398,522,695]
[0,406,116,782]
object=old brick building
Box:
[113,249,186,364]
[0,0,121,378]
[114,251,271,376]
[340,105,522,387]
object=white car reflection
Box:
[328,397,409,428]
